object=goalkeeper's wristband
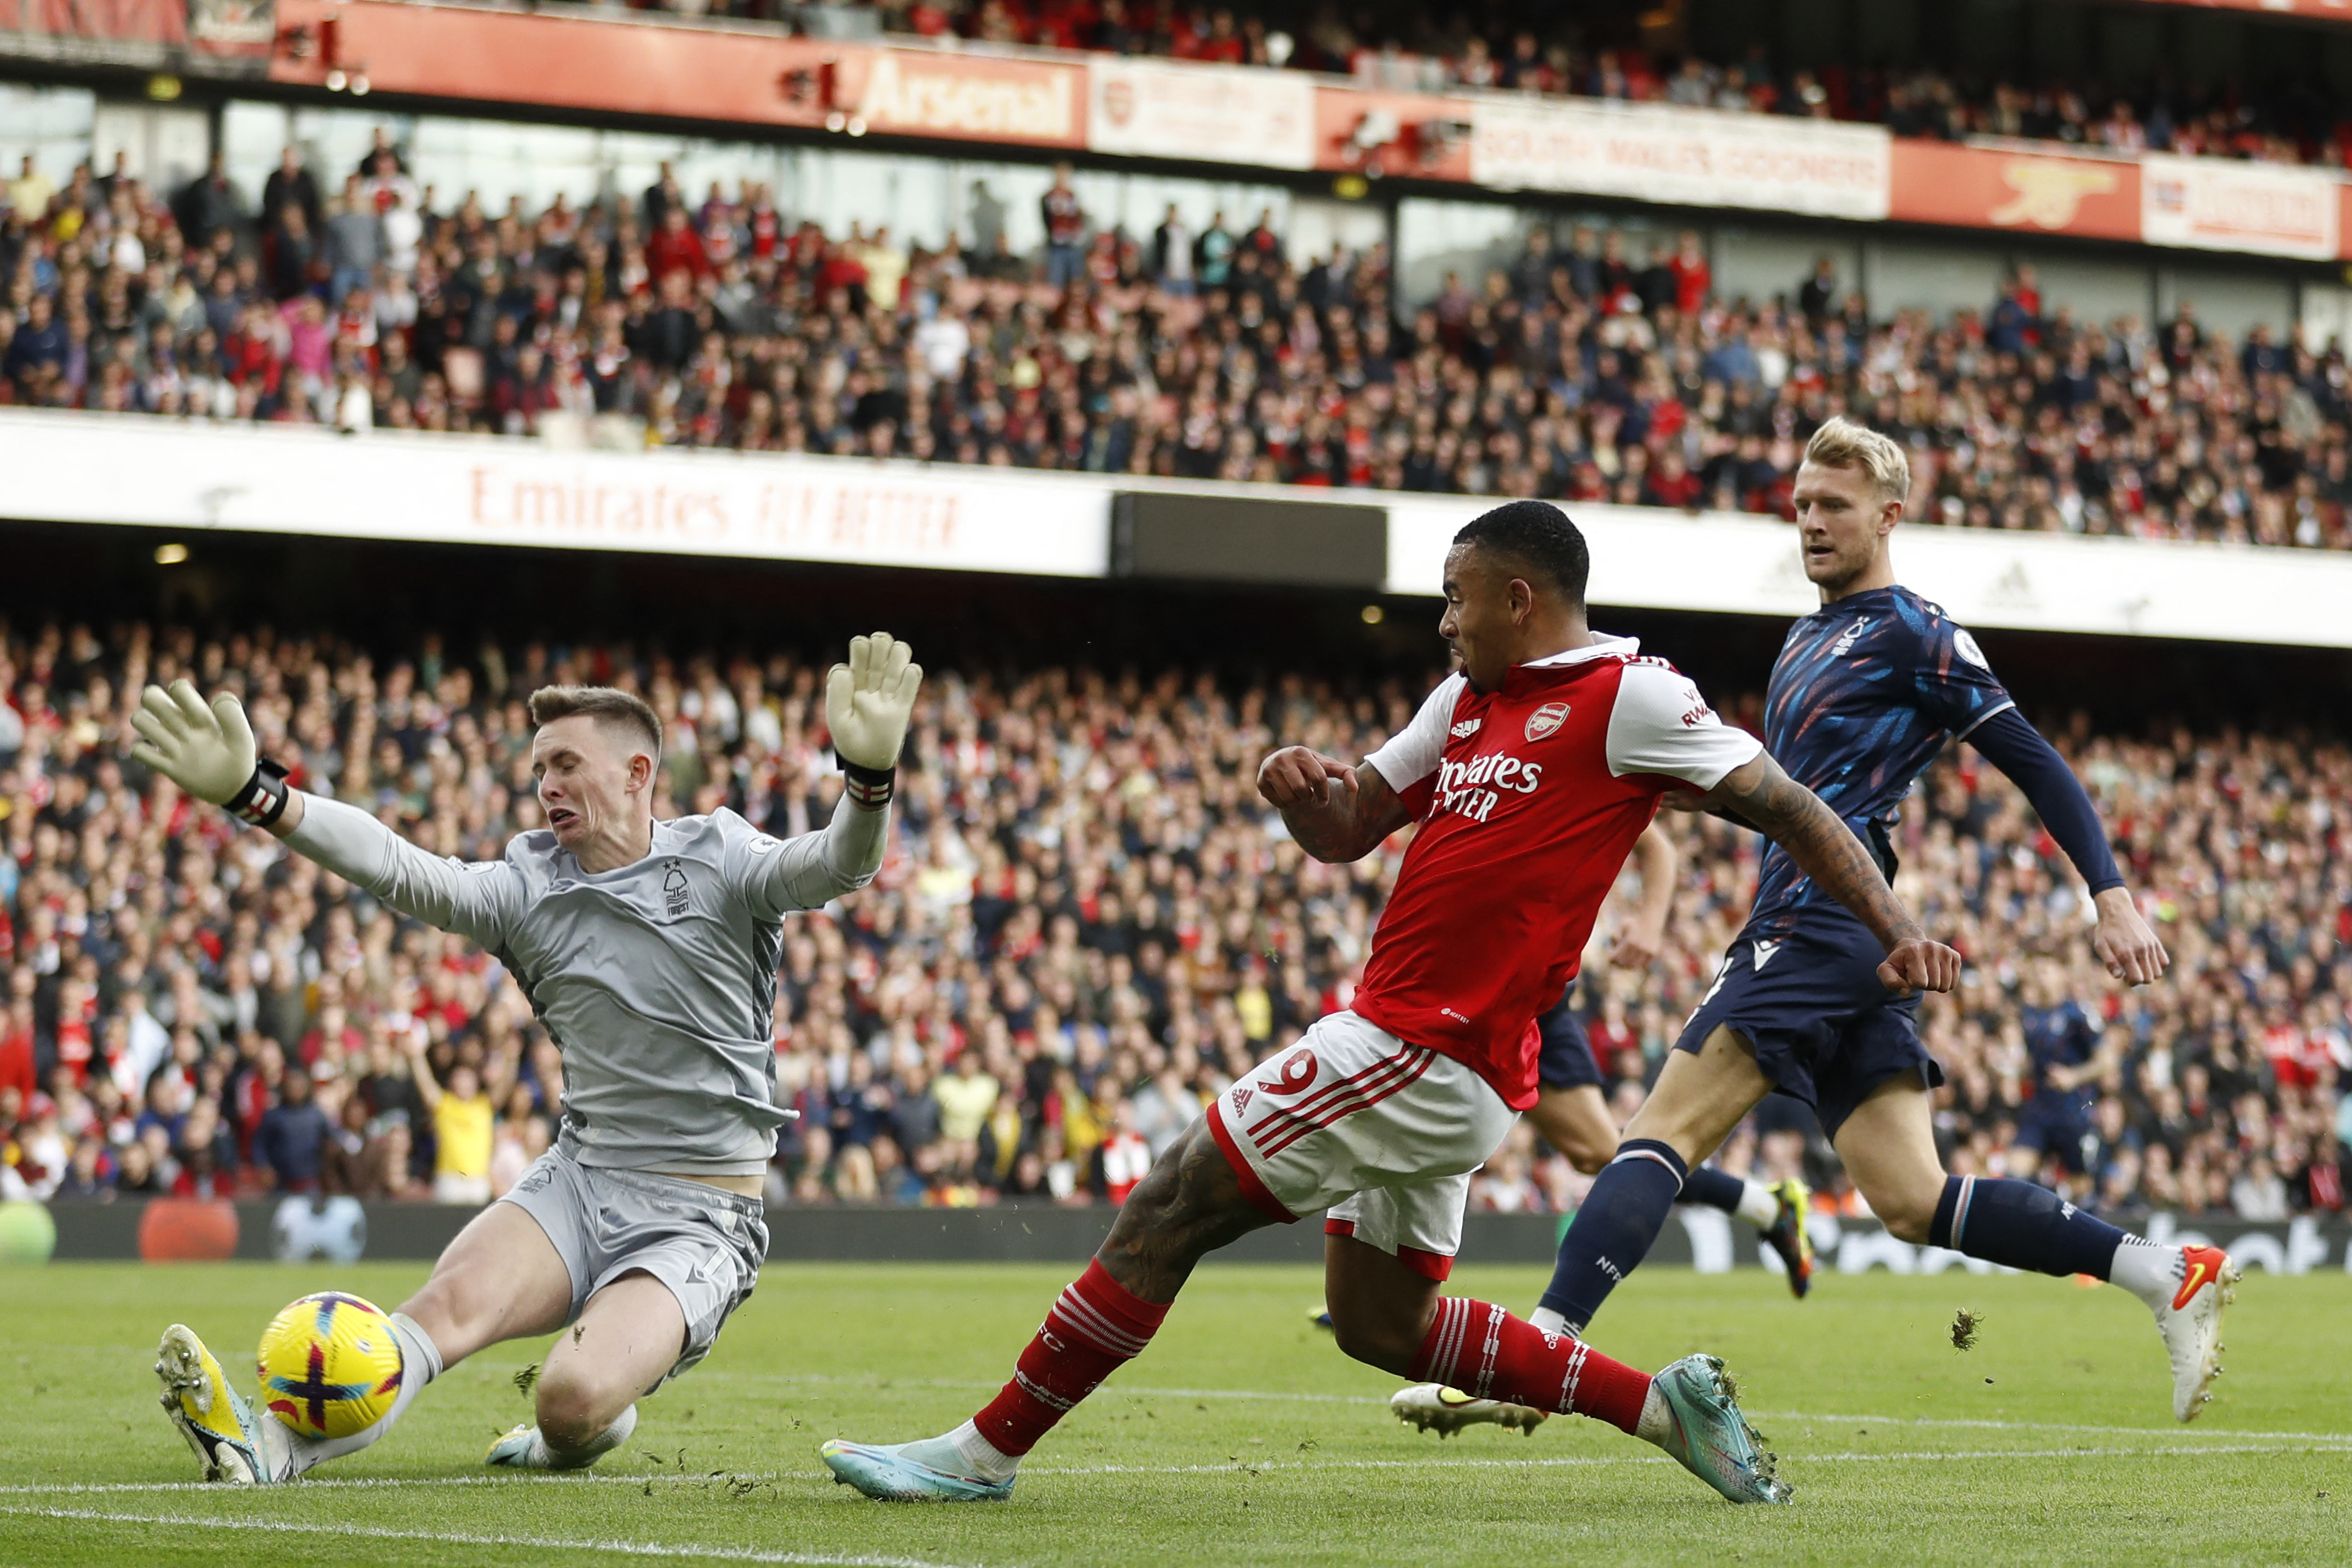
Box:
[226,759,293,828]
[841,759,895,810]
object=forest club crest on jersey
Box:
[1524,702,1571,742]
[662,860,690,918]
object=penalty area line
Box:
[0,1506,1010,1568]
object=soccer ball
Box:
[256,1291,404,1440]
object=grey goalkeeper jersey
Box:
[286,797,885,1175]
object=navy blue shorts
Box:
[2013,1091,2094,1170]
[1535,984,1604,1093]
[1675,916,1941,1138]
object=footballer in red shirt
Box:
[819,500,1958,1509]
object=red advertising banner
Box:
[270,0,1082,148]
[1310,83,1475,183]
[1888,142,2142,243]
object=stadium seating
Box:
[1,621,2344,1221]
[4,142,2349,552]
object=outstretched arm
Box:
[131,680,519,947]
[1964,706,2168,986]
[741,797,890,917]
[1700,751,1961,994]
[744,630,922,918]
[1257,749,1413,864]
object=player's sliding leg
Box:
[819,1118,1272,1501]
[155,1200,570,1483]
[1833,1079,2237,1423]
[489,1272,681,1470]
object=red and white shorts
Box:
[1205,1010,1517,1281]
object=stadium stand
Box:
[1,619,2344,1221]
[531,0,2351,170]
[4,146,2351,551]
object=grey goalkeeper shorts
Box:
[500,1147,768,1383]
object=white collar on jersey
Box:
[1518,632,1639,669]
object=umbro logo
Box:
[1450,717,1482,739]
[1753,940,1782,971]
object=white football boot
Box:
[2151,1243,2240,1422]
[1389,1383,1547,1436]
[155,1324,288,1484]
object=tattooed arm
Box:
[1256,748,1414,864]
[1700,751,1963,995]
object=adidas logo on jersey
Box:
[1450,717,1483,739]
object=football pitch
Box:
[1,1259,2345,1567]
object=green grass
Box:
[0,1258,2345,1566]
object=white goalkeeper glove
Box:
[825,633,922,802]
[128,679,291,826]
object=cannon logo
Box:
[1523,702,1570,742]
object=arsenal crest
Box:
[1524,701,1570,742]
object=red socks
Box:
[1413,1297,1651,1434]
[974,1261,1169,1456]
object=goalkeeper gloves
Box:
[127,680,292,827]
[825,633,923,808]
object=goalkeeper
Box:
[135,636,923,1485]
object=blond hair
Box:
[1803,416,1910,507]
[527,684,662,761]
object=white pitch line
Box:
[5,1439,2340,1500]
[0,1506,1008,1568]
[0,1472,793,1497]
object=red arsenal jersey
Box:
[1351,637,1760,1109]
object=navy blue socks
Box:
[1929,1175,2127,1280]
[1675,1165,1745,1213]
[1533,1138,1688,1335]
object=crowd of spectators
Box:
[0,618,2346,1226]
[8,142,2352,553]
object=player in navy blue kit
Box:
[2012,958,2122,1184]
[1436,417,2240,1429]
